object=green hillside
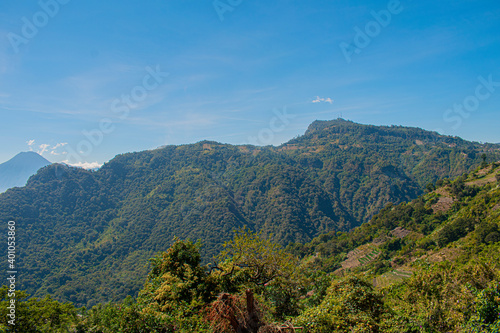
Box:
[2,162,500,332]
[288,161,500,332]
[1,119,499,307]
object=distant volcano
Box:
[0,152,51,193]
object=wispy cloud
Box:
[312,96,334,104]
[26,139,35,151]
[0,63,168,120]
[51,142,68,150]
[38,144,50,155]
[28,141,69,156]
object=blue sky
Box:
[1,0,499,168]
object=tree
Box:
[476,222,500,245]
[214,228,298,288]
[464,281,500,331]
[294,276,389,333]
[0,286,80,333]
[81,297,172,333]
[436,217,475,247]
[138,238,217,318]
[481,153,488,168]
[213,228,303,319]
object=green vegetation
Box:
[2,159,500,332]
[1,120,499,309]
[0,287,80,333]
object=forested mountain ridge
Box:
[2,161,500,332]
[281,119,499,221]
[1,119,499,307]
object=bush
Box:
[381,238,403,253]
[436,217,474,247]
[476,222,500,245]
[294,276,390,332]
[463,281,500,332]
[485,232,500,244]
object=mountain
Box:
[0,152,51,193]
[0,119,499,307]
[3,161,499,332]
[291,161,500,271]
[289,162,500,332]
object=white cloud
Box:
[30,142,69,155]
[50,142,68,155]
[38,144,50,155]
[312,96,334,104]
[62,161,103,170]
[27,139,35,151]
[51,142,67,150]
[50,150,68,156]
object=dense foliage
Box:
[1,160,500,332]
[1,119,499,307]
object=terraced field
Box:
[338,244,382,271]
[374,269,413,288]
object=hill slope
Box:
[0,119,499,307]
[293,161,500,272]
[2,162,499,332]
[290,162,500,332]
[0,152,51,193]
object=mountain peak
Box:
[9,151,50,163]
[0,152,51,193]
[305,118,352,133]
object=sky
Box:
[0,0,499,168]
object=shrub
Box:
[294,276,390,332]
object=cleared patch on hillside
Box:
[419,247,462,264]
[336,244,381,272]
[466,165,500,186]
[432,196,455,213]
[374,269,413,289]
[278,144,299,151]
[391,227,411,238]
[432,187,455,213]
